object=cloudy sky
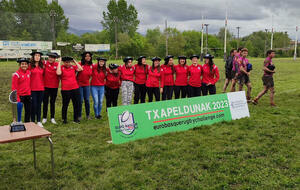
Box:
[56,0,300,38]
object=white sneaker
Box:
[50,118,57,124]
[37,122,44,128]
[42,118,47,124]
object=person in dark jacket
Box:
[223,49,237,93]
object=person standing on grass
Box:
[119,57,135,105]
[77,52,93,120]
[201,54,220,96]
[134,56,148,104]
[230,47,243,92]
[146,57,164,102]
[105,64,121,108]
[161,55,175,100]
[237,48,252,102]
[56,57,83,124]
[188,55,202,97]
[252,50,276,106]
[11,58,31,123]
[42,52,60,125]
[223,49,237,93]
[90,57,107,119]
[174,56,189,99]
[29,52,45,128]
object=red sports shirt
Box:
[91,64,106,86]
[134,64,148,84]
[106,69,121,89]
[188,64,202,87]
[61,65,79,91]
[161,65,174,86]
[119,65,135,82]
[145,66,164,88]
[77,62,92,87]
[29,65,44,91]
[44,61,59,88]
[12,68,31,101]
[202,63,220,85]
[174,64,188,86]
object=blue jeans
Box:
[91,86,105,117]
[79,86,90,117]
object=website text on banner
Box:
[108,91,250,144]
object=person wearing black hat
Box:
[161,55,175,100]
[223,49,237,93]
[174,56,188,99]
[201,54,220,96]
[29,51,45,127]
[90,57,107,119]
[12,58,31,123]
[56,57,83,124]
[133,56,148,104]
[146,57,164,102]
[42,52,60,124]
[252,50,276,106]
[105,63,121,108]
[77,51,93,120]
[119,56,135,105]
[187,55,202,97]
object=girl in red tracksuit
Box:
[161,55,175,100]
[29,51,45,127]
[201,54,220,95]
[146,57,164,102]
[105,64,121,108]
[188,55,202,97]
[174,56,188,99]
[12,58,31,123]
[119,57,135,105]
[77,52,93,120]
[134,56,148,104]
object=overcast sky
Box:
[56,0,300,38]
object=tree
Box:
[101,0,139,43]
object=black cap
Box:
[164,55,174,61]
[96,57,107,61]
[62,56,74,62]
[203,54,214,59]
[47,52,59,58]
[81,51,93,57]
[190,55,200,60]
[17,58,29,63]
[137,56,146,61]
[109,63,119,70]
[178,55,187,60]
[123,56,133,63]
[30,51,43,56]
[151,56,161,62]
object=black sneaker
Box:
[73,120,80,124]
[96,115,102,119]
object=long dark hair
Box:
[208,59,214,73]
[151,61,161,73]
[30,55,43,69]
[164,58,175,74]
[81,53,93,65]
[138,58,147,73]
[97,60,107,75]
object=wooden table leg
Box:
[47,137,54,178]
[33,139,36,169]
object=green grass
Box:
[0,58,299,190]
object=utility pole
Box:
[50,10,57,49]
[236,26,240,49]
[270,15,274,50]
[200,16,204,61]
[294,26,298,61]
[204,24,209,54]
[224,8,228,62]
[165,19,168,56]
[114,17,118,59]
[264,29,268,56]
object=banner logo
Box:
[116,111,138,136]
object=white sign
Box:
[0,41,52,50]
[0,50,32,59]
[73,43,84,51]
[85,44,110,52]
[57,42,71,46]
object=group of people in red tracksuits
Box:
[12,48,276,126]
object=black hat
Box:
[47,52,59,58]
[178,55,187,60]
[30,51,43,56]
[96,57,107,61]
[123,56,133,63]
[62,56,74,62]
[151,56,161,62]
[190,55,200,60]
[17,58,29,63]
[81,52,93,57]
[203,54,214,59]
[109,63,119,70]
[164,55,174,61]
[137,56,146,61]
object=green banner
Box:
[108,91,250,144]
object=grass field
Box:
[0,58,299,190]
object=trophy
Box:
[9,90,26,132]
